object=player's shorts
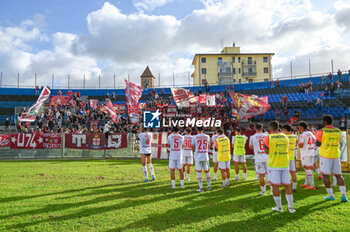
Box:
[233,155,246,163]
[212,152,218,163]
[301,156,314,168]
[268,168,291,186]
[195,160,210,172]
[142,153,151,157]
[320,157,342,176]
[183,156,193,165]
[255,162,268,175]
[289,160,296,172]
[169,159,183,170]
[218,160,230,170]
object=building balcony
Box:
[242,72,257,77]
[218,72,232,78]
[242,60,257,66]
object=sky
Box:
[0,0,350,88]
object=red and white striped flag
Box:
[125,80,143,106]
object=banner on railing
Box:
[0,134,10,147]
[50,96,73,106]
[10,133,44,149]
[43,133,61,149]
[65,133,127,150]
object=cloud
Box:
[133,0,173,11]
[1,0,350,89]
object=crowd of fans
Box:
[11,70,350,134]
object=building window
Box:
[201,57,206,63]
[202,68,207,74]
[233,68,236,74]
[239,79,241,83]
[264,67,269,73]
[238,57,241,63]
[232,57,235,63]
[249,79,253,83]
[263,57,268,63]
[248,57,252,64]
[264,79,269,82]
[239,68,241,74]
[218,57,222,65]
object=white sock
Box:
[181,179,184,188]
[293,182,297,190]
[148,163,155,177]
[227,178,230,184]
[339,186,347,196]
[222,179,227,185]
[214,172,217,179]
[273,196,282,208]
[333,176,337,186]
[197,172,203,189]
[243,173,247,179]
[260,185,266,192]
[143,166,148,180]
[315,168,321,175]
[326,188,334,197]
[308,175,314,187]
[171,180,175,188]
[187,173,190,179]
[286,194,294,209]
[205,172,211,188]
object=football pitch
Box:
[0,159,349,232]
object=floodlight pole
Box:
[83,74,86,89]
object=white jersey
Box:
[183,134,193,157]
[299,131,316,157]
[192,133,210,161]
[211,134,218,155]
[168,133,184,160]
[138,132,152,154]
[249,133,268,162]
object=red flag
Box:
[206,95,216,107]
[49,96,73,106]
[229,92,270,120]
[171,88,196,108]
[199,94,207,105]
[89,99,99,108]
[19,87,51,122]
[125,80,143,106]
[99,100,119,123]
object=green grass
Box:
[0,159,349,232]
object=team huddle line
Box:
[137,115,348,214]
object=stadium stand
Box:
[0,74,349,128]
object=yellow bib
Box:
[234,135,246,156]
[267,134,289,168]
[319,127,341,159]
[217,136,231,162]
[287,134,297,161]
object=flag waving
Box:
[125,80,143,106]
[19,87,51,122]
[171,87,196,108]
[229,92,270,120]
[99,99,119,123]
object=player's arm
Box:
[264,136,269,154]
[315,130,322,147]
[214,139,218,152]
[298,135,304,148]
[191,138,195,152]
[248,137,253,150]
